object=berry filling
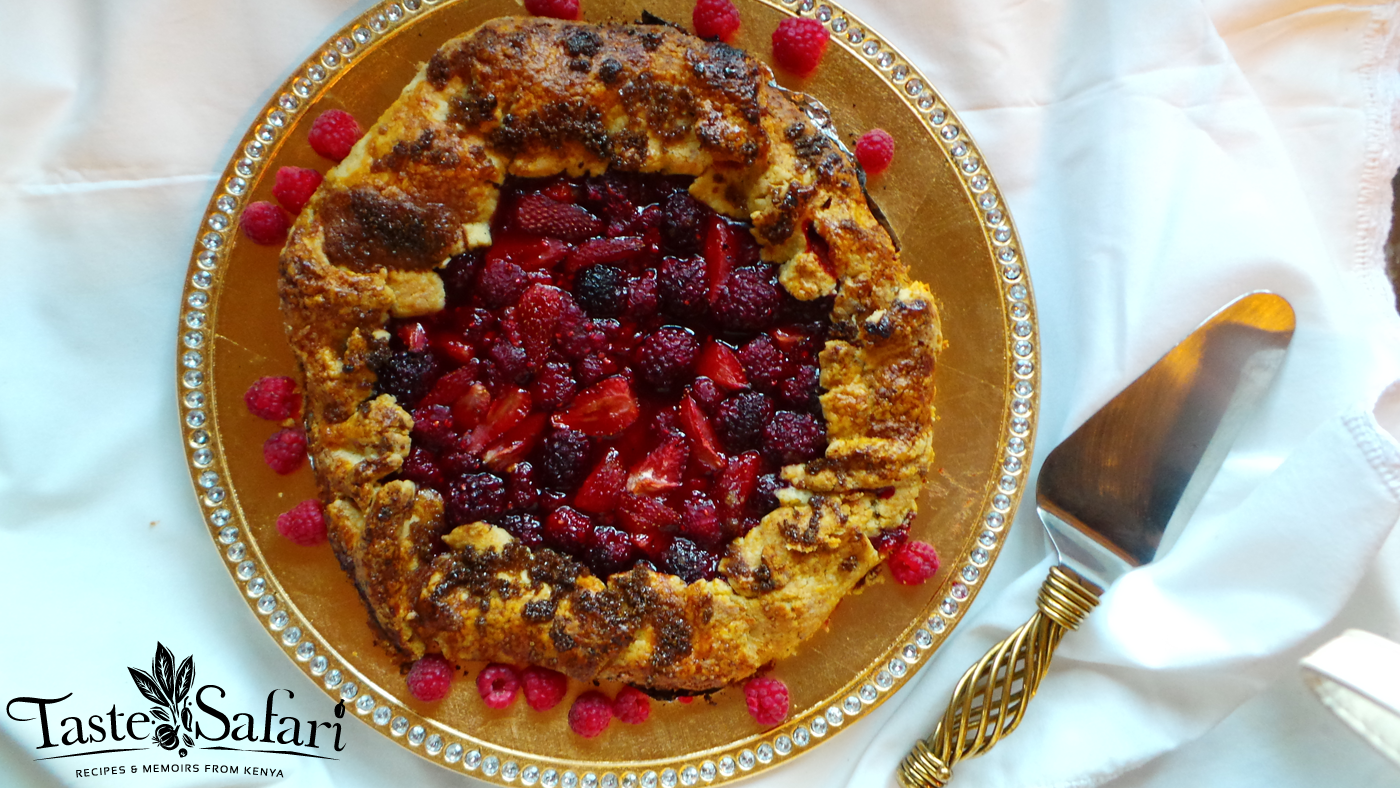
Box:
[378,173,834,582]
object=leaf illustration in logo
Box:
[174,655,195,703]
[154,723,179,750]
[152,642,176,701]
[128,667,169,706]
[151,707,169,722]
[182,733,194,748]
[181,707,193,732]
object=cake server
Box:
[899,291,1296,787]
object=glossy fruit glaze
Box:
[376,172,833,582]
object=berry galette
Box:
[279,17,941,692]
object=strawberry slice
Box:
[517,284,567,359]
[769,328,807,356]
[542,181,576,203]
[715,450,762,513]
[421,367,479,408]
[552,376,639,437]
[450,382,492,432]
[574,447,627,514]
[483,413,547,473]
[437,339,476,365]
[703,215,736,301]
[618,493,680,535]
[396,321,429,352]
[462,387,532,455]
[513,194,603,242]
[631,530,673,562]
[695,340,748,391]
[627,435,690,496]
[565,236,646,272]
[485,235,572,271]
[678,396,727,470]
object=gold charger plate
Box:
[177,0,1039,783]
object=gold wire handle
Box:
[898,565,1104,788]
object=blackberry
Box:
[544,506,594,554]
[751,472,785,516]
[573,264,628,318]
[506,462,541,511]
[660,191,706,253]
[737,335,788,394]
[499,513,545,548]
[715,391,774,453]
[440,251,483,305]
[488,338,531,385]
[446,472,508,525]
[663,537,718,583]
[376,350,442,409]
[587,525,637,577]
[538,428,593,491]
[636,327,700,391]
[762,411,826,465]
[658,256,708,319]
[712,265,782,332]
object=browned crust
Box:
[279,18,941,691]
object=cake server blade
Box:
[899,291,1296,787]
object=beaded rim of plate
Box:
[178,0,1038,784]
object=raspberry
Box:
[568,691,614,738]
[240,201,289,246]
[276,499,326,546]
[693,0,741,41]
[271,166,323,214]
[446,473,508,525]
[507,463,543,512]
[664,537,718,583]
[744,677,789,727]
[762,411,826,465]
[627,269,660,317]
[659,255,709,319]
[712,265,782,332]
[400,447,445,489]
[613,686,652,724]
[478,258,529,308]
[888,540,940,585]
[514,193,603,241]
[307,108,363,161]
[521,666,569,711]
[406,655,455,702]
[524,0,580,20]
[588,525,638,577]
[737,336,789,394]
[500,513,545,547]
[545,506,595,554]
[636,327,700,390]
[410,404,457,452]
[680,493,723,548]
[244,376,300,421]
[855,128,895,176]
[771,17,830,77]
[660,192,707,254]
[716,391,774,453]
[539,428,594,491]
[375,351,442,410]
[779,364,821,409]
[262,428,307,475]
[574,264,629,317]
[476,663,521,709]
[532,360,580,411]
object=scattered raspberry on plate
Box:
[262,428,306,474]
[568,690,613,738]
[244,376,300,421]
[276,500,326,546]
[693,0,741,42]
[888,540,940,585]
[239,201,288,245]
[405,655,455,702]
[855,128,895,175]
[612,686,652,724]
[272,166,324,214]
[307,109,364,162]
[477,663,521,709]
[771,17,830,76]
[524,0,580,21]
[744,676,790,727]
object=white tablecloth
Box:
[4,1,1400,786]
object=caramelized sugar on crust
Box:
[279,18,941,692]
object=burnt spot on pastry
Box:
[569,57,591,73]
[598,57,624,83]
[448,91,499,128]
[563,28,602,57]
[319,187,458,272]
[523,599,557,623]
[372,130,461,173]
